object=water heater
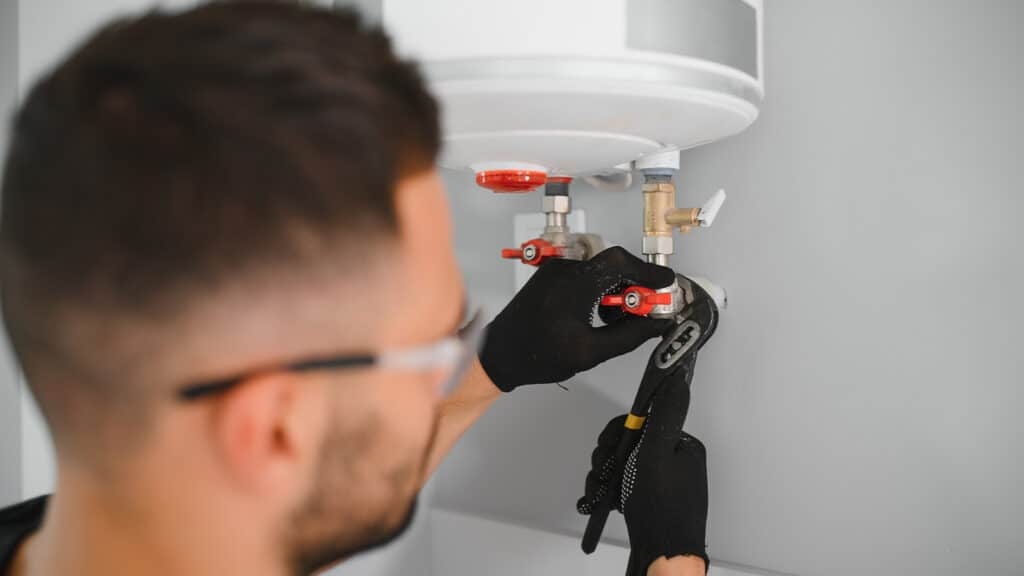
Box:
[331,0,763,190]
[325,0,764,561]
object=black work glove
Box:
[577,357,709,575]
[480,246,674,392]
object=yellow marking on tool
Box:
[624,413,647,430]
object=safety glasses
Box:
[177,308,485,401]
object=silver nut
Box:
[542,195,571,214]
[624,292,641,308]
[522,245,538,261]
[649,281,684,318]
[641,235,674,255]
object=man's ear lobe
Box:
[211,370,318,492]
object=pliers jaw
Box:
[652,274,721,372]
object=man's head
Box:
[0,2,462,572]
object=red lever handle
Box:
[501,238,565,267]
[600,286,672,316]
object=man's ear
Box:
[210,371,326,494]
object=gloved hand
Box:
[480,246,674,392]
[577,356,709,575]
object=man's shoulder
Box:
[0,496,48,574]
[0,497,47,526]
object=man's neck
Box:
[13,473,286,576]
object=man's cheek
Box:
[392,394,433,451]
[380,378,436,459]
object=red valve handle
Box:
[501,238,565,267]
[600,286,673,316]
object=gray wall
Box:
[438,1,1024,575]
[0,0,22,507]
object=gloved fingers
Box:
[590,441,613,472]
[585,246,676,294]
[577,489,608,515]
[596,292,628,325]
[579,414,629,515]
[524,256,579,291]
[593,276,630,325]
[590,416,626,477]
[580,315,674,370]
[536,255,579,274]
[576,495,592,515]
[675,431,707,462]
[579,460,620,515]
[596,414,628,447]
[661,432,708,505]
[578,461,609,515]
[581,466,606,504]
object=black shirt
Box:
[0,497,47,575]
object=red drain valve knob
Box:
[476,170,548,193]
[600,286,673,316]
[501,238,565,267]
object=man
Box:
[0,3,709,575]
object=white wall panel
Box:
[436,2,1024,575]
[0,0,23,508]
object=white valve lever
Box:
[662,188,727,231]
[696,189,726,227]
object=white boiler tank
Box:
[329,0,763,190]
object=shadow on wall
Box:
[432,370,636,547]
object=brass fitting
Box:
[665,207,700,229]
[642,179,676,265]
[643,176,712,262]
[665,207,699,234]
[642,181,676,238]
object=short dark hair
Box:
[0,1,439,449]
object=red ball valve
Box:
[600,286,673,316]
[501,238,565,267]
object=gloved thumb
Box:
[645,355,697,442]
[583,316,673,370]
